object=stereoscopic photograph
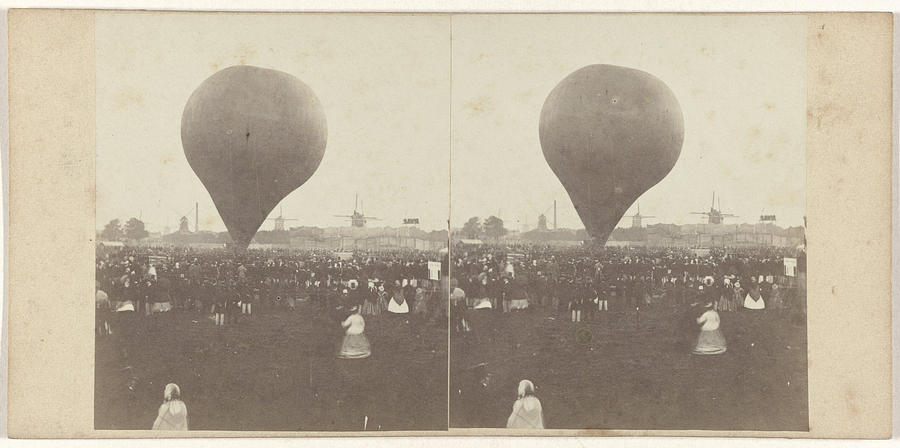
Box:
[4,8,894,440]
[448,15,809,431]
[92,13,450,431]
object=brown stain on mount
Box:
[845,389,860,417]
[747,126,762,141]
[233,46,258,65]
[808,101,851,129]
[115,89,143,109]
[463,96,493,117]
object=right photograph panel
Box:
[449,14,808,431]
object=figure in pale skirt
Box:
[338,306,371,359]
[692,300,727,355]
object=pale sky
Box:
[96,13,450,233]
[450,14,807,230]
[97,14,806,235]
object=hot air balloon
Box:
[181,65,327,251]
[539,64,683,245]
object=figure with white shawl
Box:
[506,379,545,429]
[152,383,189,430]
[338,306,371,359]
[743,278,765,310]
[692,300,727,355]
[387,286,410,315]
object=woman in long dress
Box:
[338,306,371,359]
[152,383,189,430]
[375,285,388,316]
[506,379,545,429]
[692,301,727,355]
[731,281,744,311]
[361,285,376,316]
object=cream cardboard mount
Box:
[5,10,893,439]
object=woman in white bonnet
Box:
[152,383,189,430]
[506,379,545,429]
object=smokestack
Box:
[553,200,557,230]
[195,202,199,233]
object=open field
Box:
[450,306,807,430]
[96,304,448,431]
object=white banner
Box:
[428,261,441,280]
[783,257,797,277]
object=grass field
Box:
[95,304,448,431]
[449,306,808,430]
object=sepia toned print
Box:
[93,13,450,431]
[449,15,809,431]
[4,10,893,439]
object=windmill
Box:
[624,204,656,228]
[266,206,298,231]
[535,200,558,231]
[691,192,736,225]
[169,204,198,234]
[333,194,380,228]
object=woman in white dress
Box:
[506,379,545,429]
[152,383,189,430]
[338,306,371,359]
[692,301,727,355]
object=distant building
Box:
[292,226,446,251]
[608,222,804,249]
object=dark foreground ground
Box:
[450,306,808,430]
[96,304,447,431]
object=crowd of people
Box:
[448,244,806,327]
[95,245,448,362]
[96,245,447,325]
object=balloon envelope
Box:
[539,64,683,244]
[181,65,327,250]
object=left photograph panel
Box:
[93,13,450,431]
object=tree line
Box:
[100,218,149,241]
[460,216,507,241]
